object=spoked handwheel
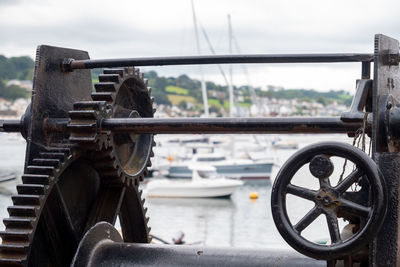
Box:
[271,142,387,260]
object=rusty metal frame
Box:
[1,34,400,266]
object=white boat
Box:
[145,165,243,198]
[271,139,298,149]
[167,152,273,181]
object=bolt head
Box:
[309,154,334,179]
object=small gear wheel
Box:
[68,101,110,150]
[91,67,155,186]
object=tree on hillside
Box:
[0,84,30,100]
[0,55,17,80]
[9,56,34,72]
[0,55,34,80]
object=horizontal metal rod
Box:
[101,117,361,134]
[66,53,374,70]
[0,119,22,133]
[1,117,362,134]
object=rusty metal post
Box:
[370,34,400,266]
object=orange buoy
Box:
[249,192,259,199]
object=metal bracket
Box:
[341,79,372,122]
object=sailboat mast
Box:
[191,0,209,117]
[228,14,235,117]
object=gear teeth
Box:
[3,218,34,229]
[48,147,71,154]
[39,152,65,161]
[147,87,152,94]
[94,82,116,92]
[0,230,31,242]
[68,122,97,132]
[32,159,60,168]
[99,74,121,83]
[69,100,109,151]
[22,174,51,185]
[91,92,114,102]
[103,69,124,77]
[26,166,54,176]
[17,185,47,195]
[0,257,27,266]
[0,150,73,264]
[7,206,38,217]
[73,101,107,110]
[12,195,42,206]
[0,241,29,253]
[69,110,98,120]
[144,79,148,86]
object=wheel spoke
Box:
[286,184,317,201]
[340,198,371,217]
[326,212,341,244]
[335,168,363,193]
[294,206,322,233]
[84,186,126,233]
[319,177,331,189]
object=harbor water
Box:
[0,133,359,249]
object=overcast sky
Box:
[1,0,400,92]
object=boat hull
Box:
[145,179,242,198]
[167,162,273,180]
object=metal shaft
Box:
[66,53,374,70]
[2,117,361,135]
[101,117,361,134]
[0,119,23,133]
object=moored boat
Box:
[167,153,273,181]
[145,165,243,198]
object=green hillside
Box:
[0,55,353,109]
[0,55,34,100]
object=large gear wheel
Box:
[0,146,150,266]
[90,67,155,186]
[0,67,155,266]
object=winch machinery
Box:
[0,34,399,266]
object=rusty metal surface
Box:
[372,34,400,153]
[65,53,374,70]
[101,117,361,134]
[29,45,92,150]
[2,35,400,266]
[340,79,372,122]
[0,47,152,266]
[4,116,362,135]
[72,222,325,267]
[371,33,400,267]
